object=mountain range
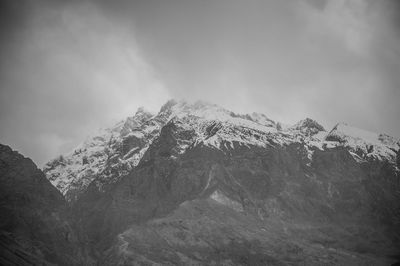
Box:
[1,99,399,265]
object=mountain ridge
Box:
[44,99,399,202]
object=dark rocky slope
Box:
[0,144,92,265]
[74,117,400,265]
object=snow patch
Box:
[210,190,243,212]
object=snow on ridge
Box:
[289,118,325,136]
[44,99,399,200]
[325,122,399,163]
[200,120,280,152]
[248,112,276,127]
[329,123,380,145]
[159,99,278,134]
[159,102,281,153]
[327,123,399,148]
[44,107,162,199]
[210,190,243,212]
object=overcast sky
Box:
[0,0,399,166]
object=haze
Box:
[0,0,399,166]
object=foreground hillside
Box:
[0,144,92,265]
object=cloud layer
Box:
[0,0,399,165]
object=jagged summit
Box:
[44,105,164,200]
[247,112,276,127]
[325,122,400,162]
[135,106,154,117]
[159,99,216,112]
[159,99,231,119]
[157,99,277,129]
[159,99,178,113]
[120,107,155,136]
[326,122,398,147]
[290,118,325,136]
[327,123,378,143]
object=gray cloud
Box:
[0,0,170,165]
[0,0,399,165]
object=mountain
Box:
[43,107,161,202]
[0,144,92,265]
[326,122,399,162]
[43,100,281,202]
[1,99,398,265]
[41,99,400,265]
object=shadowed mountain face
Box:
[81,134,399,265]
[0,144,92,265]
[1,100,400,265]
[61,101,399,265]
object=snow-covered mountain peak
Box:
[120,107,155,137]
[157,99,277,131]
[378,133,399,147]
[43,106,162,200]
[328,123,383,145]
[135,106,154,118]
[247,112,276,127]
[290,118,325,136]
[44,100,399,201]
[159,99,179,113]
[158,99,231,120]
[325,123,399,163]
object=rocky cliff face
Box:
[0,144,92,265]
[42,100,399,265]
